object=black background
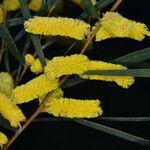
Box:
[1,0,150,150]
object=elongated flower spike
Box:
[0,92,26,127]
[13,74,58,104]
[28,0,42,12]
[44,54,89,78]
[44,98,102,118]
[0,72,14,98]
[3,0,20,11]
[96,12,150,41]
[80,60,134,88]
[0,132,8,148]
[24,17,90,40]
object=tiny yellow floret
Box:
[3,0,20,11]
[0,132,8,148]
[28,0,42,11]
[44,98,102,118]
[0,72,14,97]
[81,61,134,88]
[96,12,150,41]
[25,54,35,65]
[24,16,90,40]
[13,75,58,104]
[25,54,43,74]
[0,92,25,127]
[44,54,89,78]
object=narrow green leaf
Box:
[82,0,100,19]
[100,117,150,122]
[79,0,114,19]
[0,24,24,64]
[6,17,24,27]
[4,49,10,72]
[74,119,150,147]
[0,116,16,131]
[14,29,26,42]
[19,0,46,66]
[18,0,31,19]
[61,76,86,89]
[95,0,115,10]
[113,47,150,64]
[30,35,46,66]
[33,117,150,122]
[84,69,150,77]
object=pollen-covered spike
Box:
[24,16,90,40]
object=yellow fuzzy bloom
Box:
[39,88,64,104]
[0,72,14,97]
[96,12,150,41]
[13,75,58,104]
[81,61,134,88]
[3,0,20,11]
[25,54,44,74]
[0,93,25,127]
[44,98,102,118]
[0,132,8,148]
[24,16,90,40]
[0,6,4,24]
[44,54,89,78]
[28,0,42,12]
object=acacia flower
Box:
[28,0,42,12]
[13,75,58,104]
[25,54,43,74]
[3,0,20,11]
[0,72,14,97]
[44,54,89,78]
[0,132,8,148]
[44,98,102,118]
[24,16,90,40]
[80,60,134,88]
[0,92,25,127]
[96,12,150,41]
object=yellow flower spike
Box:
[24,16,90,40]
[44,54,89,78]
[28,0,42,12]
[80,61,134,88]
[0,72,14,97]
[3,0,20,11]
[0,132,8,148]
[96,12,150,41]
[13,74,58,104]
[39,88,64,104]
[44,98,102,118]
[0,92,25,127]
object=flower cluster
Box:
[25,54,134,88]
[0,72,25,127]
[24,12,150,41]
[96,12,150,41]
